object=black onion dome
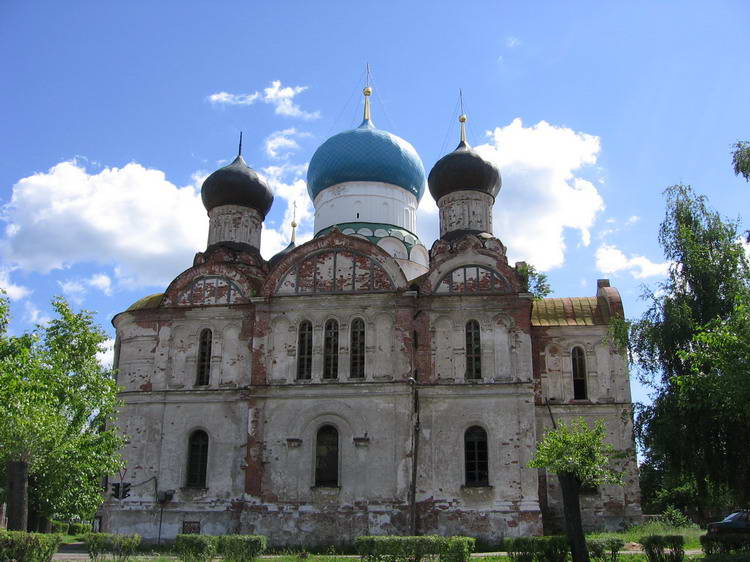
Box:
[201,155,274,217]
[428,140,501,203]
[268,240,296,268]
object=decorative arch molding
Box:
[285,399,368,439]
[163,263,259,307]
[264,229,408,296]
[434,263,512,294]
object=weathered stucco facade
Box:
[101,97,640,544]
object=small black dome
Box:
[268,240,296,268]
[428,141,501,203]
[201,155,274,217]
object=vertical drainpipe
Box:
[409,306,423,535]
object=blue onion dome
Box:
[428,115,501,203]
[306,117,426,202]
[201,154,274,217]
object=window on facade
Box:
[323,320,339,379]
[464,426,489,486]
[196,329,212,386]
[315,425,339,487]
[465,320,482,379]
[350,318,365,378]
[186,430,209,488]
[572,346,587,400]
[297,321,313,380]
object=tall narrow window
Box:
[572,346,587,399]
[186,430,209,488]
[464,426,489,486]
[323,319,339,379]
[196,329,212,386]
[315,425,339,487]
[297,321,313,380]
[350,318,365,378]
[465,320,482,379]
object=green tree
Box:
[0,294,123,529]
[516,262,552,299]
[732,141,750,182]
[628,185,750,520]
[529,417,623,562]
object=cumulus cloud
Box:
[471,118,604,270]
[0,266,31,300]
[1,160,207,289]
[264,128,311,160]
[208,80,320,120]
[24,301,51,325]
[97,337,115,369]
[595,244,670,278]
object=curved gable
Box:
[162,263,259,307]
[435,264,512,294]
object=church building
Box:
[102,86,641,544]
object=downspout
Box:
[409,377,420,536]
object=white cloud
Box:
[1,160,207,289]
[595,244,670,279]
[471,118,604,270]
[625,215,640,226]
[88,273,112,295]
[58,279,87,304]
[506,36,521,48]
[97,338,115,369]
[0,266,31,300]
[208,80,320,120]
[264,128,311,160]
[24,301,51,325]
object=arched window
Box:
[350,318,365,378]
[297,321,313,380]
[186,430,209,488]
[196,329,212,386]
[323,319,339,379]
[315,425,339,487]
[572,346,587,399]
[465,320,482,379]
[464,426,489,486]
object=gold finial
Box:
[363,64,373,122]
[290,201,298,243]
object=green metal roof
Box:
[126,293,164,311]
[531,296,610,326]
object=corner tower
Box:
[428,112,501,240]
[306,85,429,279]
[201,134,274,251]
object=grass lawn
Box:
[587,520,704,550]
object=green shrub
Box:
[50,520,69,535]
[110,534,141,562]
[587,539,606,562]
[216,535,267,561]
[507,537,538,562]
[602,538,624,562]
[701,534,750,556]
[536,536,570,562]
[0,531,63,562]
[69,522,92,536]
[355,535,474,562]
[639,535,684,562]
[83,533,111,562]
[660,506,691,528]
[175,534,217,562]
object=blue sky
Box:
[1,1,748,404]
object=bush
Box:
[507,537,537,562]
[701,534,750,556]
[536,536,570,562]
[587,539,606,562]
[355,535,475,562]
[216,535,267,561]
[69,522,92,536]
[175,534,217,562]
[602,538,624,562]
[639,535,684,562]
[82,533,141,562]
[660,506,691,528]
[50,520,69,534]
[0,531,63,562]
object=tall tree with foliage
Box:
[0,294,123,529]
[628,185,750,519]
[732,141,750,182]
[529,417,623,562]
